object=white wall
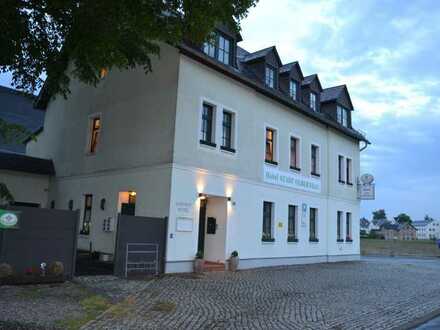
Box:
[0,170,50,207]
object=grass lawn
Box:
[361,238,440,257]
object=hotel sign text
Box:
[263,165,321,194]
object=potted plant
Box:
[194,250,204,273]
[229,250,239,272]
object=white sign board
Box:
[263,165,321,193]
[358,183,375,200]
[175,202,194,232]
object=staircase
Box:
[203,261,225,272]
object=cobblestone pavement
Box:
[83,257,440,330]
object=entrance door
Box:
[197,199,207,254]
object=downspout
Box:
[360,140,369,152]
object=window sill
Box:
[346,239,353,243]
[347,182,353,186]
[311,172,321,178]
[309,238,319,243]
[287,238,298,243]
[200,140,217,148]
[290,166,301,172]
[337,239,344,243]
[262,238,275,243]
[265,159,278,166]
[220,146,236,153]
[338,180,345,184]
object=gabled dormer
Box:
[202,23,242,67]
[301,74,323,112]
[279,61,304,102]
[321,85,354,128]
[241,46,282,89]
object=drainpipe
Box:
[360,140,369,152]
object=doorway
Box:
[197,196,228,263]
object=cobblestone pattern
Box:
[83,258,440,330]
[74,275,155,303]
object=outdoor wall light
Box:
[100,198,106,210]
[198,193,207,200]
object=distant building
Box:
[378,223,417,240]
[413,219,440,240]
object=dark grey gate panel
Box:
[0,206,79,278]
[114,215,167,277]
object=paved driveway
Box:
[84,257,440,329]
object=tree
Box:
[394,213,412,225]
[372,209,386,221]
[0,0,258,100]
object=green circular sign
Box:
[0,212,18,227]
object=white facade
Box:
[413,220,440,240]
[27,43,364,272]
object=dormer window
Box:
[337,105,348,127]
[265,66,275,88]
[203,31,232,66]
[289,80,297,100]
[310,92,317,111]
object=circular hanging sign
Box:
[360,173,374,184]
[0,212,18,228]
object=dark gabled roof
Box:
[242,46,282,67]
[301,74,323,91]
[0,86,45,153]
[0,151,55,175]
[321,85,354,110]
[179,44,369,143]
[381,223,400,231]
[280,61,304,79]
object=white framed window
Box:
[265,126,278,165]
[262,201,275,242]
[346,212,352,242]
[346,158,353,185]
[337,211,344,241]
[265,66,275,88]
[290,135,301,170]
[221,110,235,152]
[200,102,216,147]
[289,80,297,100]
[217,35,230,65]
[310,92,317,111]
[311,144,320,176]
[87,114,102,154]
[309,207,318,242]
[203,32,231,65]
[288,205,298,242]
[338,155,345,183]
[337,105,348,127]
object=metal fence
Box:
[114,215,167,278]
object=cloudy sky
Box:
[1,0,439,220]
[238,0,440,221]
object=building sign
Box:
[175,202,193,232]
[358,173,375,200]
[263,165,321,193]
[0,209,20,229]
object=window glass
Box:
[338,155,345,183]
[310,92,317,111]
[265,66,275,88]
[262,201,274,240]
[346,212,352,240]
[80,194,93,235]
[310,208,318,241]
[337,211,343,241]
[265,128,275,162]
[290,137,300,169]
[222,111,233,149]
[201,103,214,143]
[203,33,216,58]
[288,205,298,241]
[346,158,352,184]
[218,35,230,65]
[89,117,101,153]
[311,145,319,175]
[289,80,297,100]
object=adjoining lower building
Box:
[25,25,369,272]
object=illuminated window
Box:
[99,68,108,79]
[89,116,101,154]
[265,128,277,163]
